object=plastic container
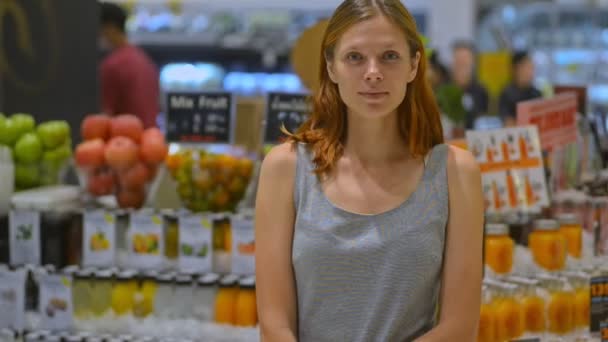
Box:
[154,272,175,318]
[193,273,220,321]
[235,276,257,327]
[111,270,138,316]
[557,213,583,259]
[214,274,239,324]
[484,223,514,275]
[528,219,567,271]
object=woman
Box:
[255,1,483,341]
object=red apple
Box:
[118,162,150,190]
[146,164,158,182]
[105,136,138,170]
[81,114,111,141]
[87,168,115,196]
[140,128,168,164]
[110,114,144,143]
[75,139,105,170]
[117,188,146,209]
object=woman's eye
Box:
[383,51,400,60]
[346,52,363,61]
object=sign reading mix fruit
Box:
[466,126,549,214]
[231,216,255,275]
[9,210,40,265]
[0,269,26,331]
[39,274,73,331]
[128,212,164,269]
[82,210,116,267]
[264,92,311,144]
[178,213,213,274]
[590,275,608,334]
[165,92,234,143]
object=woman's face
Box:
[327,15,420,120]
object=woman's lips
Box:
[359,92,389,100]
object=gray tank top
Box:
[292,143,449,342]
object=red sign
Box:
[517,93,578,151]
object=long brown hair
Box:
[286,0,444,176]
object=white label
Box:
[9,210,40,266]
[231,217,255,275]
[178,214,213,274]
[128,212,164,270]
[0,269,26,331]
[39,274,73,331]
[83,210,116,267]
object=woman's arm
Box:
[255,143,299,342]
[416,145,484,341]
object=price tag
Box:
[178,213,213,274]
[602,321,608,342]
[0,269,26,331]
[128,212,164,270]
[264,92,311,144]
[166,92,234,143]
[9,210,40,266]
[231,216,255,275]
[591,275,608,333]
[39,274,73,331]
[82,210,116,267]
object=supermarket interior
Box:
[2,0,608,341]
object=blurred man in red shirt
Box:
[99,2,159,128]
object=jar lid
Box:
[118,270,138,280]
[484,213,503,224]
[25,332,40,340]
[46,335,60,342]
[219,274,239,287]
[557,213,579,226]
[239,276,256,288]
[143,269,159,279]
[176,274,192,284]
[65,336,83,342]
[506,276,538,287]
[95,269,115,279]
[533,219,559,231]
[119,335,134,341]
[156,272,175,283]
[485,223,509,236]
[43,264,56,273]
[61,265,80,276]
[198,273,220,286]
[86,337,104,342]
[76,268,94,278]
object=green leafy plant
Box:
[436,83,467,125]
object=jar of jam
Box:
[528,219,567,272]
[485,223,514,275]
[557,213,582,259]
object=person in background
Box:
[499,50,542,126]
[450,40,489,130]
[427,50,450,91]
[99,2,160,128]
[255,0,483,341]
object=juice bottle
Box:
[528,219,567,272]
[72,268,93,319]
[538,274,575,336]
[163,212,179,260]
[557,213,582,259]
[174,274,193,319]
[477,285,496,342]
[507,276,546,334]
[235,276,258,327]
[155,272,175,319]
[493,282,525,341]
[90,269,114,316]
[484,223,514,275]
[133,271,158,318]
[111,270,137,316]
[563,271,590,331]
[215,275,239,324]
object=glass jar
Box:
[492,282,525,341]
[193,273,220,321]
[485,223,514,275]
[0,329,16,342]
[477,285,496,342]
[154,272,175,319]
[507,276,546,334]
[163,211,179,260]
[24,332,41,342]
[563,271,590,331]
[538,274,575,336]
[214,274,239,324]
[235,276,257,327]
[528,219,567,272]
[557,213,583,259]
[133,270,157,318]
[212,215,232,274]
[174,274,194,319]
[111,270,138,316]
[72,268,94,319]
[90,269,114,316]
[115,210,130,268]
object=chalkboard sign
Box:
[264,92,311,144]
[591,275,608,334]
[166,92,234,143]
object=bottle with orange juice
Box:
[477,285,496,342]
[506,276,546,337]
[235,276,258,327]
[215,275,239,324]
[486,280,525,341]
[557,213,583,259]
[537,274,576,338]
[562,271,590,335]
[484,223,514,276]
[528,220,567,272]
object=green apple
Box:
[14,132,43,163]
[11,113,35,137]
[36,120,70,149]
[15,163,40,189]
[0,118,21,146]
[42,140,72,164]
